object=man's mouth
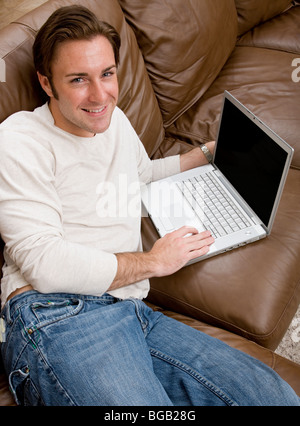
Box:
[82,106,106,114]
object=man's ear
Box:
[37,71,54,98]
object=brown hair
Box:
[33,5,121,82]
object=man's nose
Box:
[88,80,107,103]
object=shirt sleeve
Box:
[0,131,118,295]
[137,144,181,184]
[117,107,181,183]
[151,155,181,182]
[130,129,181,184]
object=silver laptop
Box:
[141,91,294,264]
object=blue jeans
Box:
[1,291,299,406]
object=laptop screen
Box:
[214,96,289,229]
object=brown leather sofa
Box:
[0,0,299,406]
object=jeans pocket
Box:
[9,365,43,406]
[30,298,83,329]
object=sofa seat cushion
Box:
[234,0,294,36]
[0,373,15,406]
[237,5,300,54]
[166,46,300,168]
[142,168,300,350]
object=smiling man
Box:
[38,36,119,136]
[0,6,299,407]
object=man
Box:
[0,6,298,406]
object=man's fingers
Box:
[189,245,211,259]
[173,226,213,239]
[190,232,214,245]
[172,226,199,238]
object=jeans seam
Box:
[24,331,77,406]
[127,298,149,333]
[150,347,238,406]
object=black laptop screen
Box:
[214,97,288,228]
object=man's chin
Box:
[93,119,113,135]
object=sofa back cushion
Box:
[0,0,164,156]
[234,0,294,35]
[119,0,237,127]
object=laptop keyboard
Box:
[178,172,251,238]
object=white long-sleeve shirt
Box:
[0,104,180,307]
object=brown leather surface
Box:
[0,376,15,406]
[167,46,300,168]
[119,0,238,127]
[237,5,300,53]
[234,0,293,35]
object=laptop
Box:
[141,91,294,264]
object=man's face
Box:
[39,36,119,137]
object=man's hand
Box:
[147,227,214,277]
[109,227,214,291]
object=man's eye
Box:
[71,77,84,83]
